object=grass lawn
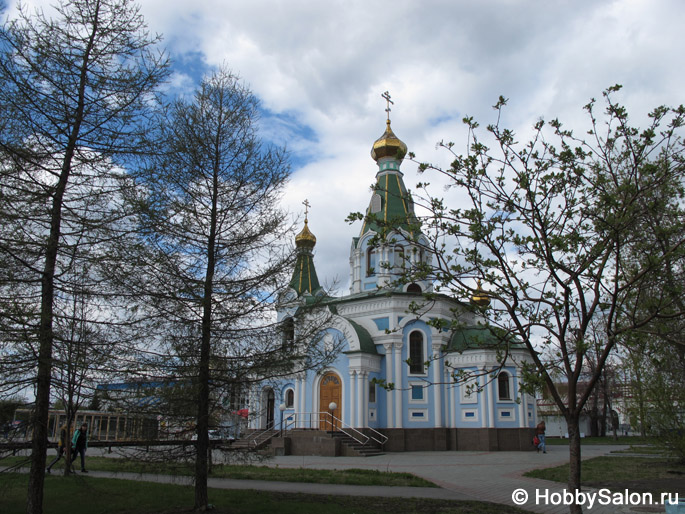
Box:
[524,456,685,497]
[0,473,532,514]
[1,454,434,487]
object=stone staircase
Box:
[328,430,384,457]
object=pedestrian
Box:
[535,421,546,453]
[46,423,68,473]
[70,422,89,472]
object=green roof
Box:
[447,325,525,353]
[345,319,378,355]
[288,251,321,296]
[359,170,419,242]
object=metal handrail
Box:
[251,411,389,450]
[250,421,276,448]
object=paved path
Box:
[257,445,668,513]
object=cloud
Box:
[9,0,685,292]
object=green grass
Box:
[1,455,436,487]
[0,473,531,514]
[524,456,685,496]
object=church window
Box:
[281,317,294,350]
[498,371,512,401]
[408,331,425,375]
[410,384,424,401]
[367,247,377,276]
[285,388,295,408]
[407,283,422,294]
[393,246,405,270]
[370,193,382,213]
[369,381,376,403]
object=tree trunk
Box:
[567,415,583,514]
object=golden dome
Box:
[295,219,316,249]
[471,281,491,308]
[371,120,408,162]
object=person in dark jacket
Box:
[70,423,89,472]
[46,423,67,473]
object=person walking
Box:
[535,420,546,453]
[46,423,67,473]
[70,423,89,472]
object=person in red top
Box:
[535,421,546,453]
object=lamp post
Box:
[328,402,337,432]
[278,403,286,437]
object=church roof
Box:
[447,325,526,353]
[371,120,408,162]
[345,318,378,355]
[289,218,322,296]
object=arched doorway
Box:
[319,371,342,430]
[262,388,275,429]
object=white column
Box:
[300,376,307,427]
[394,342,403,428]
[480,373,487,428]
[432,348,442,428]
[487,368,495,428]
[355,371,363,428]
[294,377,301,428]
[384,343,394,428]
[349,370,356,428]
[361,372,368,427]
[518,378,527,428]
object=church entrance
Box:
[319,372,341,430]
[264,388,275,429]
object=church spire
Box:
[289,200,322,296]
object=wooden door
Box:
[319,372,341,430]
[266,389,275,429]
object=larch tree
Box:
[127,68,300,510]
[0,1,168,512]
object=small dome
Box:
[295,219,316,249]
[371,120,407,162]
[471,281,491,309]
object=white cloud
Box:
[8,0,685,291]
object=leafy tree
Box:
[372,86,685,513]
[0,1,168,511]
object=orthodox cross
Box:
[303,199,310,221]
[381,91,393,122]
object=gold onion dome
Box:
[295,219,316,249]
[371,120,408,162]
[471,281,491,308]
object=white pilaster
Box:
[383,343,394,428]
[349,370,356,427]
[432,348,442,428]
[394,342,403,428]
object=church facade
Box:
[248,115,537,452]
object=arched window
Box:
[281,317,294,350]
[408,331,425,375]
[285,388,295,408]
[393,246,405,270]
[367,247,377,276]
[498,372,511,401]
[407,283,422,294]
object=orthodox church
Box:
[249,106,537,452]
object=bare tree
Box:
[125,67,314,510]
[0,1,168,511]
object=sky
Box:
[8,0,685,294]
